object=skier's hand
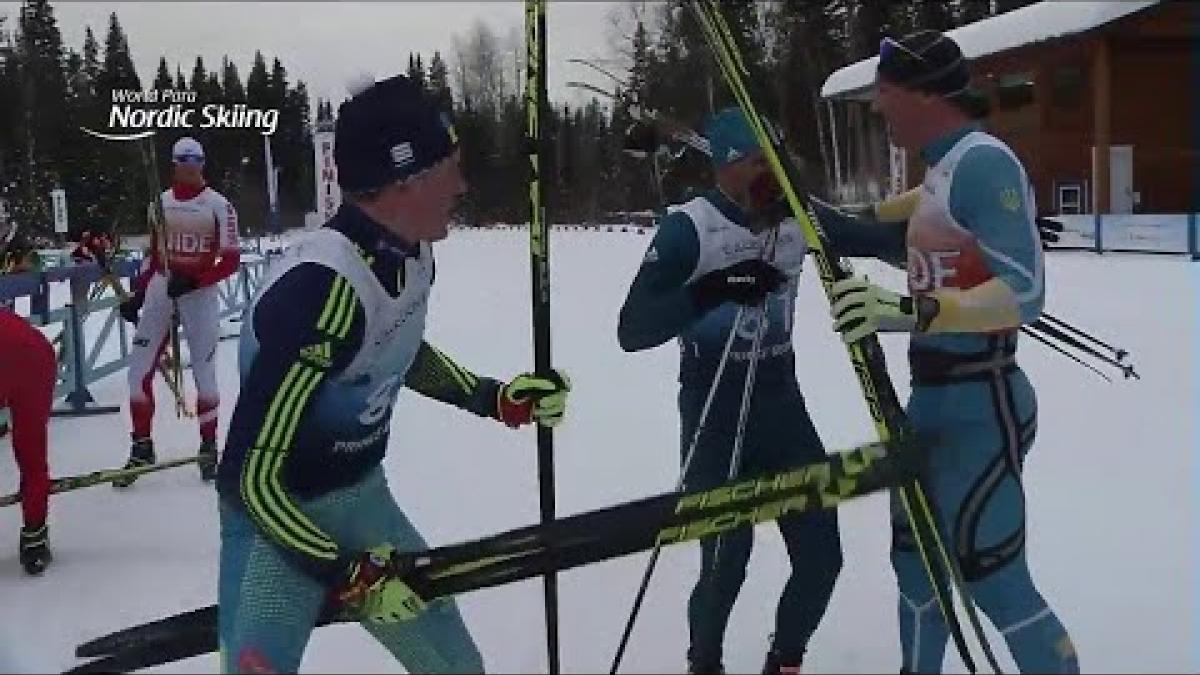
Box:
[167,274,198,298]
[688,259,786,311]
[70,231,114,269]
[118,290,144,325]
[92,234,113,269]
[829,276,936,344]
[333,545,427,624]
[497,369,571,428]
[622,120,661,158]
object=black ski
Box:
[0,456,198,508]
[72,438,917,671]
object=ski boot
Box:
[112,436,155,488]
[687,659,725,675]
[762,649,802,675]
[687,648,725,674]
[762,635,803,675]
[198,439,218,482]
[19,523,52,575]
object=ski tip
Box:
[73,642,109,659]
[64,656,120,674]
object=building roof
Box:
[820,0,1164,100]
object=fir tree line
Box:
[0,0,1039,238]
[0,0,314,241]
[423,0,1037,224]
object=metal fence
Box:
[1046,213,1199,259]
[0,252,273,419]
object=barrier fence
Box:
[0,251,273,420]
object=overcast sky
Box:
[1,1,636,107]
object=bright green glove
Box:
[497,369,572,428]
[334,545,428,624]
[829,276,936,345]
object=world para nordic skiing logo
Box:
[80,88,280,141]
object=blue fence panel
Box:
[1,254,272,418]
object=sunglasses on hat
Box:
[173,153,205,165]
[880,36,931,64]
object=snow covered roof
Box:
[820,0,1164,100]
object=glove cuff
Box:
[496,386,533,428]
[908,295,940,332]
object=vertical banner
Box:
[51,188,68,234]
[313,130,340,224]
[263,136,280,234]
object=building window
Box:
[1055,180,1088,215]
[996,72,1035,110]
[1052,65,1086,108]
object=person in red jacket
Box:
[115,137,240,485]
[0,218,55,575]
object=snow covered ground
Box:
[0,227,1193,673]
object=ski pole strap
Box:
[910,335,1017,386]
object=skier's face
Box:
[718,152,779,224]
[172,158,205,186]
[874,78,960,153]
[874,79,924,150]
[379,150,466,243]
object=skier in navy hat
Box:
[216,73,571,674]
[824,30,1078,674]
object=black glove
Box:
[119,291,144,325]
[167,274,198,298]
[623,121,661,158]
[688,259,786,311]
[1036,216,1064,248]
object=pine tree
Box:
[848,0,892,59]
[766,0,849,198]
[920,0,954,30]
[67,25,106,236]
[204,72,220,100]
[81,26,100,85]
[152,56,171,91]
[98,12,140,94]
[406,52,426,91]
[10,0,72,236]
[627,19,653,106]
[957,0,993,25]
[0,16,19,207]
[220,56,245,101]
[189,56,208,101]
[94,12,155,235]
[427,50,453,111]
[246,51,270,110]
[268,57,287,111]
[275,75,314,225]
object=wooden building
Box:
[819,0,1198,215]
